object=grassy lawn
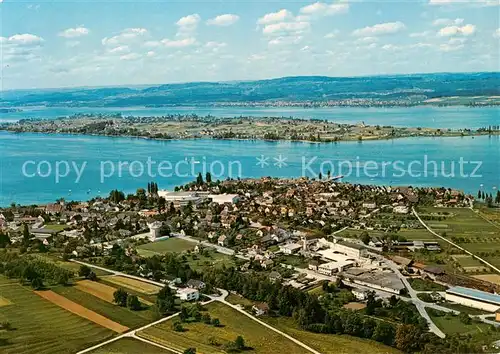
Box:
[52,285,154,328]
[427,309,499,339]
[138,302,307,354]
[90,338,173,353]
[263,316,402,354]
[226,294,255,308]
[136,238,195,256]
[0,276,113,354]
[276,254,309,268]
[452,255,485,268]
[408,278,447,291]
[43,224,69,231]
[437,302,489,316]
[185,251,235,271]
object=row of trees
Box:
[200,265,485,353]
[0,251,73,289]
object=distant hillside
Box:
[1,72,499,107]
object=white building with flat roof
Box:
[158,191,204,206]
[147,221,163,241]
[445,286,500,313]
[208,194,240,205]
[177,288,200,301]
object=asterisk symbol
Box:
[273,154,288,168]
[256,155,270,168]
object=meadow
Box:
[138,302,307,354]
[418,207,500,267]
[100,275,162,295]
[52,284,155,328]
[136,238,195,256]
[0,276,113,354]
[263,316,402,354]
[90,338,172,353]
[427,308,500,342]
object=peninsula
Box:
[2,114,499,143]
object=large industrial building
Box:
[445,286,500,312]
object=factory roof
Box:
[447,286,500,306]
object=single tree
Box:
[113,288,128,307]
[78,265,92,278]
[127,295,141,311]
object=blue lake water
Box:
[1,105,499,129]
[1,130,499,206]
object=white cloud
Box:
[409,31,432,38]
[146,51,155,57]
[381,44,400,51]
[59,27,90,38]
[176,14,201,37]
[429,0,499,6]
[268,36,303,46]
[433,18,463,26]
[438,24,476,36]
[300,45,311,51]
[324,30,340,38]
[161,37,197,48]
[205,41,227,49]
[355,36,378,43]
[206,14,239,26]
[108,45,130,54]
[6,33,44,45]
[102,28,148,46]
[263,22,310,36]
[352,21,406,36]
[120,53,142,61]
[299,2,349,16]
[493,28,500,38]
[248,54,266,61]
[257,9,294,25]
[176,14,201,28]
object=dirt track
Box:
[35,290,129,333]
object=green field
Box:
[264,316,402,354]
[90,338,172,353]
[43,224,69,231]
[452,255,486,269]
[0,277,113,354]
[226,293,255,308]
[138,302,307,354]
[32,254,111,276]
[136,238,195,256]
[427,309,499,339]
[185,251,235,271]
[52,285,154,328]
[418,207,500,267]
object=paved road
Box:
[77,311,182,354]
[384,258,446,338]
[75,262,321,354]
[211,290,322,354]
[413,207,500,274]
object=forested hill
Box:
[1,72,499,107]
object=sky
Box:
[1,0,499,89]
